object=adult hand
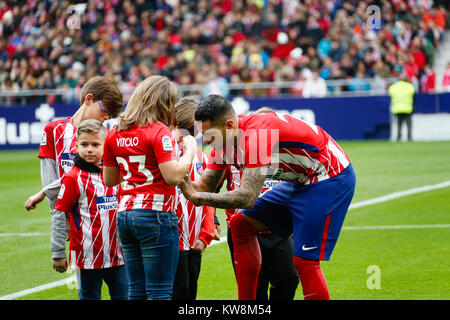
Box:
[180,175,200,206]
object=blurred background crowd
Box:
[0,0,450,104]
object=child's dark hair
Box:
[194,94,235,126]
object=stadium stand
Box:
[0,0,449,103]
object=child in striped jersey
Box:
[53,119,127,300]
[171,96,216,300]
[24,76,123,271]
[25,119,128,299]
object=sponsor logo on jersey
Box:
[96,195,118,212]
[162,136,173,151]
[262,179,279,189]
[60,153,76,171]
[40,131,47,146]
[259,179,280,195]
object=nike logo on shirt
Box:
[302,245,317,251]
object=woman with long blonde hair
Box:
[103,75,196,300]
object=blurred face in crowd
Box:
[312,71,319,80]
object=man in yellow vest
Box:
[389,72,415,141]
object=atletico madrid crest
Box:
[196,162,204,175]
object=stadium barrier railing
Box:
[0,77,402,106]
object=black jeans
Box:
[227,228,299,300]
[172,250,202,300]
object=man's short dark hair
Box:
[195,94,235,126]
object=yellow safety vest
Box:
[388,80,415,114]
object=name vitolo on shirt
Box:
[116,137,139,147]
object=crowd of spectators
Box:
[0,0,449,105]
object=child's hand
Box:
[52,257,68,273]
[213,224,222,241]
[182,135,197,153]
[24,191,46,212]
[191,240,206,254]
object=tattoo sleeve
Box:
[195,166,268,209]
[194,168,225,193]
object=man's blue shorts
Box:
[241,164,356,261]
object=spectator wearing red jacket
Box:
[420,64,435,92]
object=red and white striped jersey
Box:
[208,112,350,185]
[176,148,215,251]
[103,122,178,213]
[55,166,125,270]
[38,117,77,178]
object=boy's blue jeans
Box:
[76,265,128,300]
[117,209,179,300]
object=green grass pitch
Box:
[0,140,449,300]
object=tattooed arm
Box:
[180,166,267,210]
[190,168,226,193]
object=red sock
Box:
[229,212,261,300]
[293,256,330,300]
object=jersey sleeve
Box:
[54,173,79,215]
[197,205,216,247]
[153,125,177,165]
[38,122,55,159]
[102,129,118,167]
[243,127,273,169]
